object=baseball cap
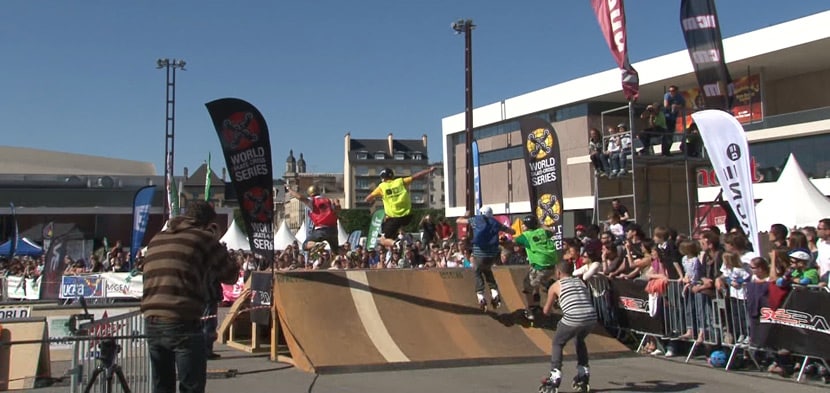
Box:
[479,206,493,217]
[787,248,811,261]
[575,224,585,231]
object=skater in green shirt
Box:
[513,215,559,321]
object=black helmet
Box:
[522,215,539,230]
[379,167,394,180]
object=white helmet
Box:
[479,206,493,217]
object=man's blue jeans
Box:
[146,318,206,393]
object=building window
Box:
[355,166,369,176]
[394,151,405,160]
[356,151,368,160]
[356,178,372,190]
[413,152,423,160]
[374,151,386,160]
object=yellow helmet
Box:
[307,185,318,196]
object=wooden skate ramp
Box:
[272,267,628,373]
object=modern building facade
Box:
[0,146,239,259]
[428,162,445,210]
[441,11,830,228]
[343,133,431,210]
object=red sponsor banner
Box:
[675,74,763,132]
[696,155,766,186]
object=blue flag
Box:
[472,140,482,211]
[9,202,18,258]
[130,185,157,267]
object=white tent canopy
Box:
[294,221,307,244]
[274,220,297,251]
[220,218,251,251]
[755,154,830,230]
[337,220,349,246]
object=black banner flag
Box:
[680,0,734,110]
[520,117,564,255]
[206,98,275,264]
[41,237,68,300]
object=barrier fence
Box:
[584,275,830,382]
[69,310,152,393]
[3,270,829,386]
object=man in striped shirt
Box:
[141,200,239,393]
[541,262,597,393]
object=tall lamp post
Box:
[452,19,475,216]
[157,58,186,221]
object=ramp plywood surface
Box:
[272,267,628,373]
[0,318,51,391]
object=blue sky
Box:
[1,1,827,176]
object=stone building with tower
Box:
[281,150,344,232]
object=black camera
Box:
[97,338,120,366]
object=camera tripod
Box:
[83,338,131,393]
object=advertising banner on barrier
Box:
[5,275,41,300]
[610,279,665,335]
[100,272,144,299]
[59,275,105,299]
[250,272,273,325]
[0,305,33,320]
[759,288,830,359]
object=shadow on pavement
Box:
[601,380,702,392]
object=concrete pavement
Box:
[35,343,828,392]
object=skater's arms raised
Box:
[286,188,312,208]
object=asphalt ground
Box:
[33,343,828,393]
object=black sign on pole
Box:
[205,98,275,265]
[520,117,565,256]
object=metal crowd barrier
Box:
[69,310,152,393]
[583,275,828,382]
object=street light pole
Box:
[157,58,186,221]
[452,19,475,217]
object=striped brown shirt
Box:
[141,217,239,322]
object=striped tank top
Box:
[558,277,597,327]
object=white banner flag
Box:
[692,110,760,249]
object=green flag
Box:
[205,152,212,201]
